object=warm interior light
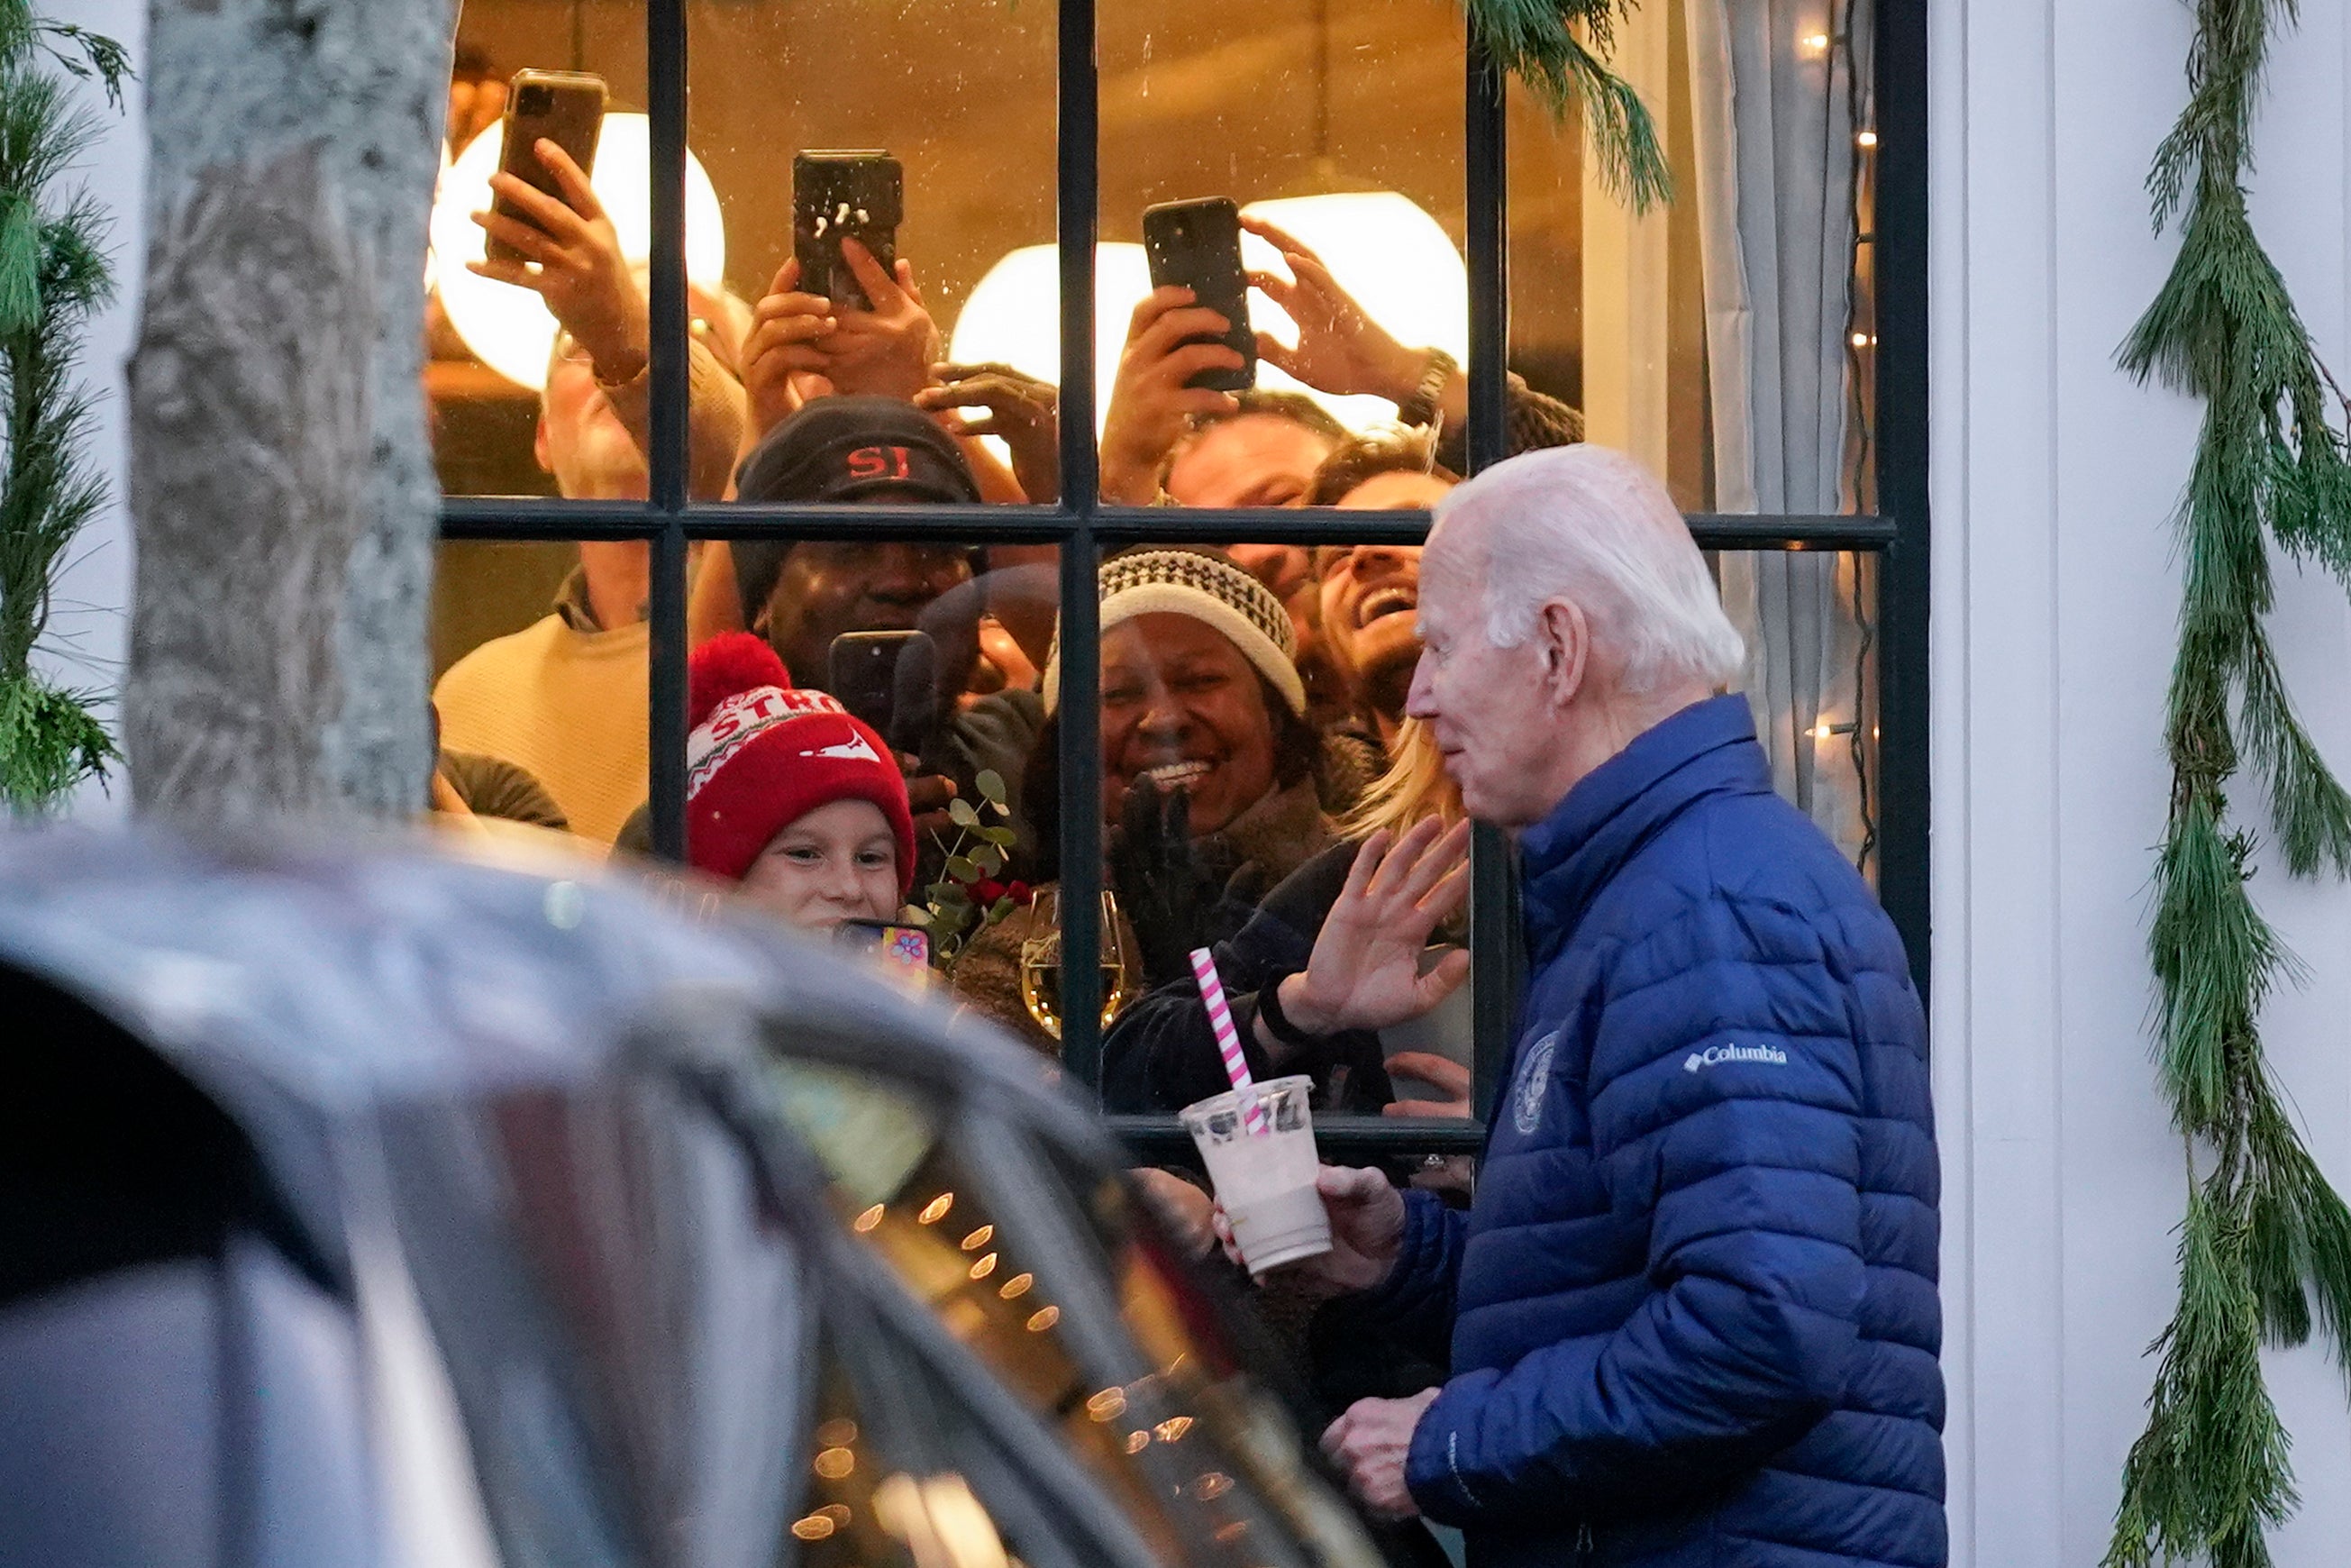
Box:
[947,190,1471,435]
[429,114,725,389]
[1856,130,1880,149]
[1800,31,1832,55]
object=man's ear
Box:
[533,412,554,475]
[1535,597,1588,707]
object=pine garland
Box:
[2110,0,2351,1562]
[1455,0,1672,212]
[0,2,125,814]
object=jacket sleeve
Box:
[1338,1188,1467,1369]
[1404,897,1868,1527]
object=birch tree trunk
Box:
[127,0,454,819]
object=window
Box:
[430,0,1926,1155]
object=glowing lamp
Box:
[429,114,725,389]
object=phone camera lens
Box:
[517,84,553,114]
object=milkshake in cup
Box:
[1179,1075,1332,1276]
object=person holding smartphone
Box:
[685,632,916,934]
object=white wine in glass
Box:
[1020,890,1130,1040]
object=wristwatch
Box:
[1395,348,1459,428]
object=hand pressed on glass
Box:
[1265,816,1471,1043]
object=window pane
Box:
[688,0,1061,505]
[1090,0,1473,506]
[1508,0,1877,514]
[1718,549,1881,880]
[430,537,649,848]
[690,533,1060,988]
[430,7,651,498]
[968,540,1474,1128]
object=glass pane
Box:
[1088,0,1472,506]
[430,6,654,497]
[430,537,649,848]
[684,533,1059,992]
[688,0,1061,505]
[1718,549,1880,880]
[1508,0,1877,514]
[971,541,1473,1128]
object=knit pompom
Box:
[688,633,790,730]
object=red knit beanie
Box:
[687,634,916,892]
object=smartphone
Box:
[828,629,938,759]
[795,150,904,311]
[836,918,933,976]
[487,69,608,264]
[1142,196,1255,393]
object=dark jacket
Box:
[1367,696,1943,1568]
[1103,840,1396,1116]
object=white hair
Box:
[1432,445,1745,698]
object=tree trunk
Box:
[127,0,454,819]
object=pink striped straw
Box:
[1190,947,1269,1136]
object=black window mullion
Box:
[1056,0,1107,1093]
[1873,0,1930,993]
[645,0,691,861]
[1464,37,1515,1127]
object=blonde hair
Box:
[1336,719,1462,842]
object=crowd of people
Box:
[428,130,1584,1128]
[423,122,1944,1568]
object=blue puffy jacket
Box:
[1371,696,1943,1568]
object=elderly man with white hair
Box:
[1244,446,1942,1568]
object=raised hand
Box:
[1241,214,1423,405]
[916,362,1062,503]
[819,238,943,403]
[469,139,647,384]
[1098,286,1245,504]
[1277,817,1471,1037]
[743,257,837,436]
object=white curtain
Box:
[1683,0,1875,868]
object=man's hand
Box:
[916,362,1062,503]
[469,140,649,383]
[1383,1052,1472,1118]
[898,753,958,841]
[1098,287,1245,504]
[743,258,837,437]
[1242,214,1423,405]
[1278,817,1472,1037]
[1130,1167,1218,1261]
[820,239,943,403]
[1213,1163,1406,1297]
[1322,1389,1442,1521]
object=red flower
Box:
[1007,880,1033,906]
[971,878,1007,906]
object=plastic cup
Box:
[1179,1075,1331,1276]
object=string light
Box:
[919,1192,955,1225]
[1125,1431,1153,1455]
[792,1515,837,1542]
[1850,331,1876,348]
[814,1447,857,1481]
[1856,130,1880,148]
[998,1272,1034,1299]
[969,1252,999,1281]
[854,1205,884,1233]
[1026,1306,1061,1332]
[961,1226,995,1252]
[1800,30,1831,56]
[1155,1417,1194,1444]
[816,1419,859,1448]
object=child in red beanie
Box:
[688,633,916,933]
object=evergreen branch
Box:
[1456,0,1672,213]
[36,23,132,109]
[2236,631,2351,876]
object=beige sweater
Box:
[433,614,649,845]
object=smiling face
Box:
[1099,612,1280,836]
[738,798,903,931]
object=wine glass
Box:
[1020,889,1130,1041]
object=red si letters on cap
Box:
[846,445,913,481]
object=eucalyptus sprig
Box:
[919,768,1022,971]
[2108,0,2351,1559]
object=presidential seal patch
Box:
[1511,1032,1558,1135]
